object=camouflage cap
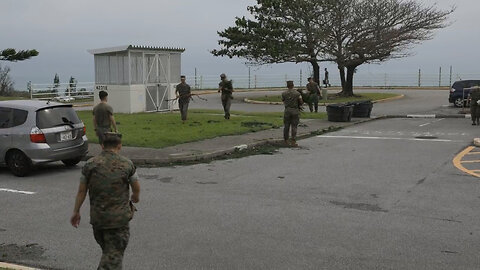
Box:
[286,80,294,88]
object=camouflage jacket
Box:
[81,151,138,229]
[470,87,480,103]
[282,89,301,110]
[219,80,233,95]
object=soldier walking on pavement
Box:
[469,86,480,125]
[218,73,233,119]
[71,132,140,270]
[282,81,303,147]
[175,75,191,123]
[306,77,321,113]
[93,91,117,145]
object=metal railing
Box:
[187,71,479,90]
[30,82,95,101]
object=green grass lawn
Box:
[0,96,25,101]
[77,109,326,148]
[249,92,400,104]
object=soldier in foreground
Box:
[218,73,234,119]
[469,86,480,125]
[175,75,192,123]
[282,81,303,147]
[93,91,117,144]
[306,77,321,113]
[71,132,140,270]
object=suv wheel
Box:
[7,150,32,177]
[62,157,82,167]
[454,97,465,108]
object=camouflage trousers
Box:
[308,94,319,113]
[221,94,232,119]
[93,226,130,270]
[471,102,480,124]
[179,99,190,121]
[283,108,300,141]
[95,127,111,145]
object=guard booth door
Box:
[144,53,171,112]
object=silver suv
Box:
[0,100,88,176]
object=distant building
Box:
[88,45,185,113]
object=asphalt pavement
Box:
[2,88,480,270]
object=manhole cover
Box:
[415,136,438,139]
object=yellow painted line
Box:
[0,262,40,270]
[466,152,480,155]
[460,160,480,163]
[453,146,480,178]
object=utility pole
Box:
[418,69,421,87]
[439,67,442,87]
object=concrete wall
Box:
[94,85,146,114]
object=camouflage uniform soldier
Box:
[306,77,321,113]
[218,73,234,119]
[175,75,191,123]
[470,86,480,125]
[93,91,117,145]
[282,81,303,146]
[71,133,140,270]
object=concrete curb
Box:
[243,94,405,106]
[384,114,471,119]
[83,118,381,167]
[0,262,40,270]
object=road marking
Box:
[453,146,480,178]
[419,118,445,127]
[0,262,40,270]
[318,135,455,142]
[0,188,36,195]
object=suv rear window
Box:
[36,106,81,129]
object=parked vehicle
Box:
[449,80,480,107]
[54,96,75,102]
[0,100,88,176]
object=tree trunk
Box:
[338,66,346,90]
[310,61,320,84]
[342,66,356,97]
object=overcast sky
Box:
[2,0,477,88]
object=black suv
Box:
[449,80,480,107]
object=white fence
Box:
[187,71,479,90]
[30,82,94,101]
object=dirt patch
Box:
[241,121,277,129]
[159,177,173,183]
[0,243,46,262]
[330,201,388,213]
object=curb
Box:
[384,114,471,119]
[243,94,405,106]
[83,118,381,167]
[0,262,40,270]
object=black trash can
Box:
[349,100,373,118]
[327,104,353,122]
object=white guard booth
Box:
[88,45,185,113]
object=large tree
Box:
[212,0,454,95]
[321,0,454,96]
[211,0,329,84]
[0,48,38,62]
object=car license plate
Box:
[60,131,73,141]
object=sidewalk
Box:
[86,117,378,166]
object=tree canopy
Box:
[0,48,39,62]
[212,0,454,95]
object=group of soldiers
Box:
[175,73,325,147]
[70,74,320,269]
